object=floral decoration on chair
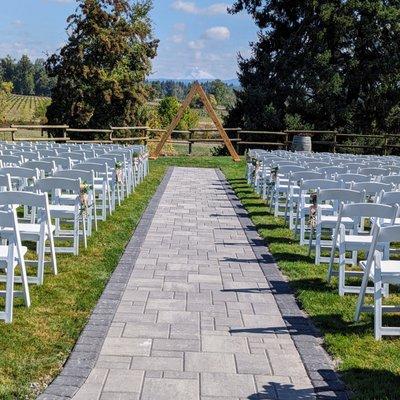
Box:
[308,192,318,228]
[79,181,91,216]
[115,161,124,184]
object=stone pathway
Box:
[41,167,345,400]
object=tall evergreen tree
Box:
[14,55,35,95]
[46,0,158,134]
[227,0,400,135]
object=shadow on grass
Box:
[340,368,400,400]
[249,368,400,399]
[223,171,400,399]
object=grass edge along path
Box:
[221,168,400,400]
[1,156,399,399]
[0,162,169,399]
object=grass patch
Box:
[1,155,399,399]
[220,165,400,400]
[0,162,168,399]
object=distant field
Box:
[2,94,51,124]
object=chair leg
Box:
[300,216,306,245]
[274,192,279,216]
[48,223,57,275]
[338,244,346,296]
[374,276,383,340]
[354,264,371,321]
[73,215,79,256]
[82,216,87,250]
[92,193,98,231]
[37,237,45,285]
[327,229,339,283]
[315,224,321,265]
[102,184,107,220]
[107,185,112,216]
[20,260,30,307]
[5,264,15,323]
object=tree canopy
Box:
[46,0,158,133]
[227,0,400,135]
[0,56,54,96]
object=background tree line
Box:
[149,80,237,110]
[227,0,400,140]
[0,55,55,97]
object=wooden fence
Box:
[2,125,399,155]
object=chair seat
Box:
[340,234,375,251]
[320,216,354,226]
[48,205,77,218]
[0,245,28,268]
[360,260,400,283]
[0,223,54,241]
[59,194,77,200]
[379,217,400,226]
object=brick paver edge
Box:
[37,167,175,400]
[215,168,350,400]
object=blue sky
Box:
[0,0,257,80]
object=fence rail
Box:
[2,125,400,155]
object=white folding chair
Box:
[318,166,348,179]
[328,203,398,296]
[295,179,343,245]
[358,167,390,180]
[55,169,97,234]
[284,171,325,230]
[0,191,57,285]
[22,160,57,178]
[45,156,73,171]
[74,163,112,221]
[354,224,400,339]
[36,177,87,255]
[0,208,30,323]
[270,165,306,217]
[381,175,400,189]
[314,188,365,265]
[335,173,371,188]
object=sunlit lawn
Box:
[0,156,399,399]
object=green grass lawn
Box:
[219,162,400,400]
[0,162,169,399]
[0,156,399,399]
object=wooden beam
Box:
[151,84,199,159]
[194,83,240,162]
[151,82,240,162]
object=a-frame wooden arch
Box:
[151,82,240,162]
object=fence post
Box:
[235,128,241,153]
[384,133,388,156]
[333,131,337,154]
[188,130,193,155]
[284,131,289,150]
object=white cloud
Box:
[203,26,230,41]
[171,1,228,16]
[11,20,23,28]
[188,39,205,50]
[171,34,184,43]
[173,23,186,32]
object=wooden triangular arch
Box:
[150,82,240,161]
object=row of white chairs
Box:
[247,149,400,340]
[0,141,149,323]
